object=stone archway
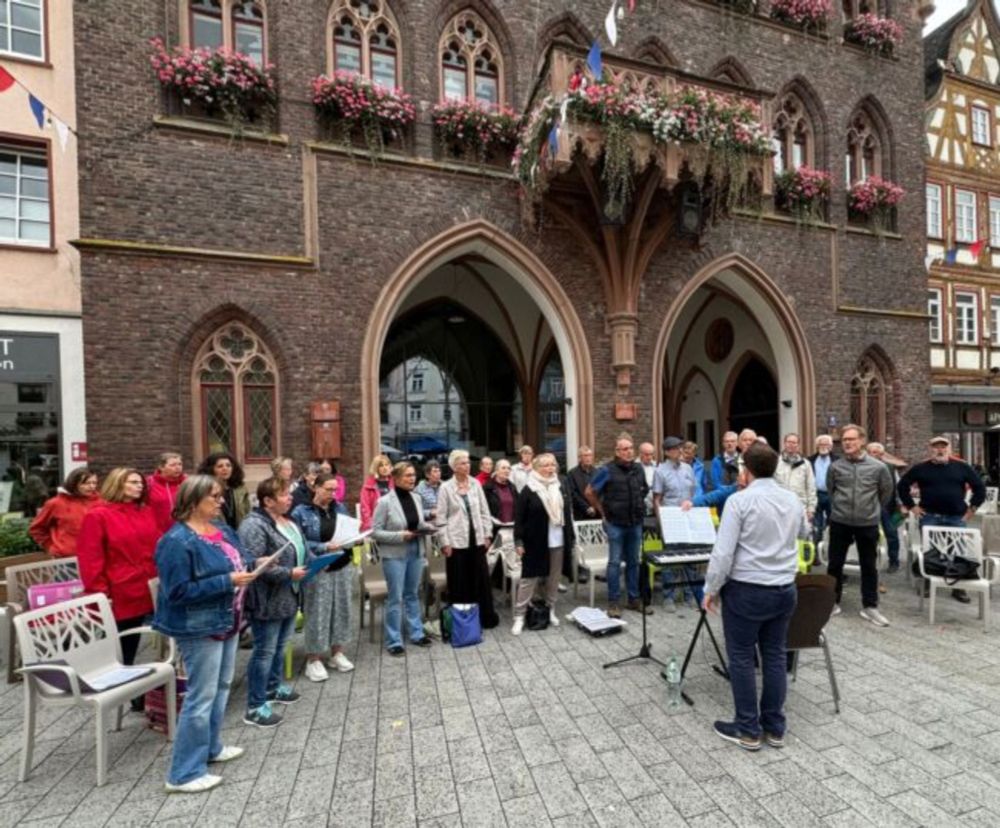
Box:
[651,253,816,451]
[360,220,594,467]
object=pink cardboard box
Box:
[27,580,85,610]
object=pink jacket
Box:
[359,476,394,530]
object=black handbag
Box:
[920,549,980,585]
[526,600,550,632]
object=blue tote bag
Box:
[449,603,482,648]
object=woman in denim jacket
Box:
[238,477,308,728]
[154,475,256,794]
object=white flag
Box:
[52,116,70,152]
[605,1,618,46]
[924,253,936,272]
[559,97,569,125]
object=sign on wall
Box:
[0,333,59,381]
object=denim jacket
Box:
[238,508,309,621]
[290,501,353,572]
[153,522,247,639]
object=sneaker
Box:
[878,582,887,594]
[243,703,282,728]
[208,746,244,764]
[607,604,622,619]
[388,645,405,656]
[626,599,653,616]
[549,610,560,628]
[165,773,222,793]
[511,616,525,636]
[304,659,329,683]
[952,589,972,604]
[557,582,568,593]
[267,684,301,705]
[764,732,785,749]
[886,562,900,574]
[328,652,355,672]
[713,721,762,751]
[831,604,842,617]
[859,607,890,627]
[411,637,433,647]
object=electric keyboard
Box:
[644,544,713,566]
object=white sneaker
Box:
[208,746,244,764]
[557,582,568,593]
[511,616,524,636]
[549,610,560,628]
[328,652,355,673]
[860,607,889,627]
[831,604,842,617]
[304,659,329,682]
[165,773,222,794]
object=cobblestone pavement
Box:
[1,569,998,827]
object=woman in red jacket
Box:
[77,467,160,667]
[28,467,102,557]
[359,454,394,530]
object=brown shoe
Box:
[607,604,622,619]
[626,599,654,615]
[878,582,887,594]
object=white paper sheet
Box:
[658,506,717,545]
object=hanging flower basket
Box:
[848,175,904,231]
[514,83,772,222]
[770,0,831,32]
[843,13,903,56]
[774,166,831,223]
[149,38,277,132]
[311,71,415,158]
[431,100,521,165]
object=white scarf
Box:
[526,470,564,526]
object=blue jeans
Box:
[813,491,831,543]
[605,522,641,604]
[168,634,238,785]
[920,513,966,529]
[247,615,295,710]
[880,506,900,565]
[662,566,700,603]
[721,580,797,738]
[382,542,425,649]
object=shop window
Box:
[439,11,504,104]
[328,0,400,87]
[194,324,278,463]
[0,0,44,60]
[0,143,51,247]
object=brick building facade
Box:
[74,0,933,492]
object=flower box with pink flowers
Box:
[770,0,832,32]
[774,166,831,221]
[150,38,277,132]
[843,13,903,56]
[312,71,416,157]
[848,175,904,230]
[431,100,521,165]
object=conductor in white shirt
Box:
[702,443,804,752]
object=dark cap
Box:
[662,436,683,450]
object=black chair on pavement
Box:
[787,573,841,714]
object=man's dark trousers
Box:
[720,580,797,738]
[826,521,880,608]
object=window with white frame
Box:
[990,196,1000,247]
[955,291,979,345]
[408,404,423,422]
[955,189,977,243]
[928,289,942,343]
[972,106,992,146]
[992,296,1000,346]
[409,371,424,393]
[0,144,50,246]
[0,0,44,60]
[927,183,942,238]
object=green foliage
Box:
[0,519,41,557]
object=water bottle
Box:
[662,656,682,708]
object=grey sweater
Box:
[826,453,894,527]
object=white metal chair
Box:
[917,526,998,630]
[572,520,609,607]
[13,593,177,786]
[981,487,999,515]
[489,527,520,609]
[816,526,887,574]
[4,556,80,684]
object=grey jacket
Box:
[826,453,894,527]
[237,508,309,621]
[435,477,493,549]
[371,490,433,559]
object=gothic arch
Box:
[633,35,678,67]
[537,11,592,51]
[671,366,721,435]
[846,94,895,182]
[360,220,594,465]
[709,56,754,87]
[776,76,828,170]
[850,344,898,448]
[434,0,516,100]
[651,253,816,449]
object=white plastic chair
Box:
[13,593,177,786]
[816,526,887,573]
[981,487,999,515]
[490,527,520,609]
[917,526,998,629]
[572,520,609,607]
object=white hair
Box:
[448,449,470,469]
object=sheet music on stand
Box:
[658,506,717,546]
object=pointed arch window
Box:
[190,0,224,50]
[186,1,268,63]
[232,2,265,64]
[849,354,893,447]
[772,92,814,173]
[439,12,504,104]
[845,110,882,185]
[327,0,401,87]
[194,324,278,463]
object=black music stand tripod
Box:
[602,558,665,671]
[679,595,729,706]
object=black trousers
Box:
[826,521,880,609]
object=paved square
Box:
[1,571,998,826]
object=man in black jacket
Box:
[567,446,597,521]
[897,435,986,603]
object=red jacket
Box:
[146,470,187,533]
[77,501,160,621]
[28,491,103,557]
[359,476,394,530]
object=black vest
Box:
[601,461,646,527]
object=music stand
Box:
[602,554,665,671]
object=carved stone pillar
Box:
[608,312,638,391]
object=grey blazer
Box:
[435,477,493,550]
[371,490,433,559]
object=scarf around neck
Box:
[526,470,564,526]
